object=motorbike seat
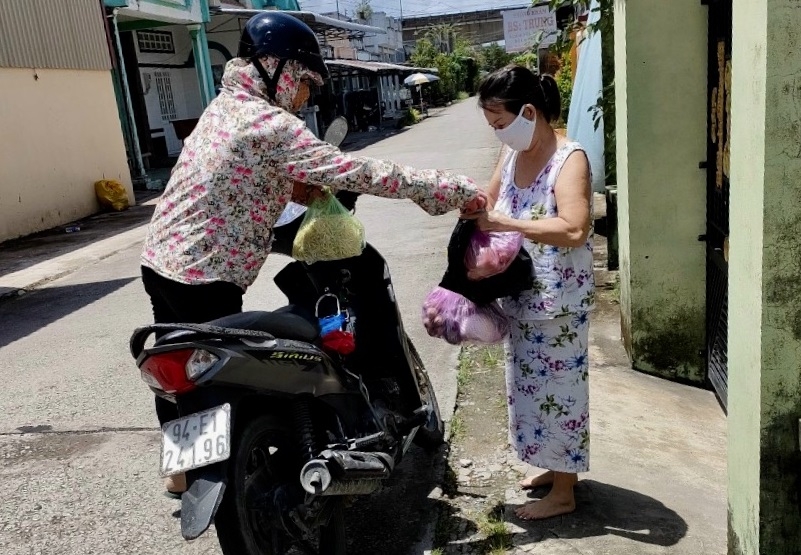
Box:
[151,307,319,348]
[206,308,319,343]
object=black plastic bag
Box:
[439,219,534,306]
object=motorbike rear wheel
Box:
[408,339,445,451]
[215,415,346,555]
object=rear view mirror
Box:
[323,116,348,147]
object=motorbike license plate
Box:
[160,404,231,477]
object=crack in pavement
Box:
[0,426,157,437]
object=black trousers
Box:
[141,266,244,424]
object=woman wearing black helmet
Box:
[141,12,486,496]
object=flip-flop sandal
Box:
[163,490,183,500]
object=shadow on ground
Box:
[343,445,446,555]
[166,446,457,553]
[0,278,137,348]
[435,478,688,553]
[507,479,688,546]
[341,126,409,152]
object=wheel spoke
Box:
[242,465,275,511]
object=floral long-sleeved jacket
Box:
[142,58,478,290]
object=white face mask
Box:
[494,106,537,151]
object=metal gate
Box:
[703,0,732,409]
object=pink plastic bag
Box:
[464,230,524,281]
[421,287,510,345]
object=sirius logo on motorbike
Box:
[269,351,323,362]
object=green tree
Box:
[452,35,479,94]
[479,43,513,73]
[410,37,438,65]
[411,28,478,102]
[423,24,458,54]
[410,38,450,102]
[355,0,372,20]
[555,50,573,124]
[511,51,538,70]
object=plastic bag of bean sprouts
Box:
[292,190,365,264]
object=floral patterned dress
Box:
[141,58,478,291]
[496,142,595,473]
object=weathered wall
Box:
[728,0,801,552]
[0,69,133,241]
[727,0,765,550]
[0,0,111,71]
[402,9,505,47]
[613,0,708,383]
[613,0,633,356]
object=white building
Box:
[126,4,384,162]
[361,12,405,63]
[326,11,404,63]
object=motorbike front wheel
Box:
[215,415,346,555]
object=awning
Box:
[211,8,386,40]
[325,59,437,75]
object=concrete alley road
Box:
[0,99,499,555]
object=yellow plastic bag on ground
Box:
[95,179,130,211]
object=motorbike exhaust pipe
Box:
[300,449,394,496]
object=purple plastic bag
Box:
[421,287,510,345]
[464,230,524,281]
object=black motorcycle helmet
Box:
[238,12,329,101]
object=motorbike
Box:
[129,117,445,555]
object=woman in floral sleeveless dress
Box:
[476,66,595,520]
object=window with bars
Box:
[154,71,177,122]
[137,31,175,53]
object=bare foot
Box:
[165,473,187,495]
[519,470,554,490]
[520,471,578,490]
[515,491,576,520]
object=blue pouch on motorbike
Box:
[316,293,348,336]
[319,312,347,336]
